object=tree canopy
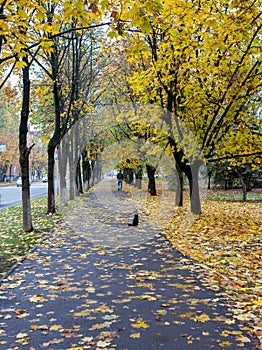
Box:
[0,0,261,218]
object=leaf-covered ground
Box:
[162,190,262,346]
[0,180,261,349]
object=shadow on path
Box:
[0,181,260,349]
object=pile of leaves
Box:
[163,193,262,344]
[0,197,62,279]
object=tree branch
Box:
[208,151,262,163]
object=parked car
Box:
[16,177,31,187]
[42,175,48,183]
[16,177,22,187]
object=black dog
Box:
[128,214,139,226]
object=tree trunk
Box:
[125,168,134,184]
[74,122,81,195]
[146,164,157,196]
[58,140,68,207]
[207,170,212,190]
[82,150,91,190]
[171,145,202,214]
[175,163,183,207]
[246,169,252,192]
[76,158,83,194]
[46,42,62,214]
[90,160,95,187]
[233,167,247,202]
[47,144,56,213]
[93,156,102,184]
[69,137,76,201]
[19,60,33,232]
[135,165,143,189]
[8,165,12,182]
[188,161,202,215]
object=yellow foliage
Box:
[103,0,261,165]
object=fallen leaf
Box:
[192,314,210,322]
[16,332,28,339]
[131,318,149,329]
[130,332,141,338]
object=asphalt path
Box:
[0,181,260,349]
[0,182,47,210]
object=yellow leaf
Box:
[131,318,150,329]
[97,340,111,348]
[29,294,47,303]
[192,314,210,322]
[139,294,157,301]
[30,325,39,330]
[16,60,28,69]
[236,335,251,343]
[16,332,28,339]
[130,332,141,338]
[89,323,106,330]
[202,331,210,336]
[219,341,232,347]
[50,325,63,331]
[16,313,29,319]
[73,309,91,317]
[82,336,93,343]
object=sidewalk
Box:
[0,180,260,349]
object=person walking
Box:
[117,170,124,191]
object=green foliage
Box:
[205,190,261,202]
[210,161,262,190]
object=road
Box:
[0,182,48,210]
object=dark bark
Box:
[92,156,102,184]
[188,161,202,215]
[124,168,134,184]
[170,138,202,214]
[69,135,75,201]
[8,164,12,183]
[90,159,95,187]
[233,167,247,202]
[146,164,157,196]
[73,122,81,196]
[246,170,253,192]
[82,150,91,190]
[58,140,68,206]
[207,170,212,190]
[135,165,143,189]
[47,144,56,213]
[76,158,83,194]
[175,162,183,207]
[0,4,3,55]
[19,59,33,231]
[47,46,62,213]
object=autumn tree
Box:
[103,0,262,214]
[1,1,55,230]
[1,0,109,218]
[0,86,20,181]
[210,117,262,201]
[31,20,106,209]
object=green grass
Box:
[204,189,262,202]
[0,191,91,278]
[0,197,62,278]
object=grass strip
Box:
[0,197,62,278]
